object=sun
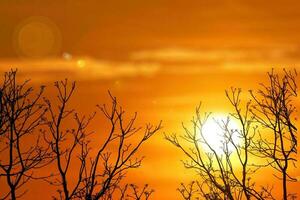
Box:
[200,114,240,154]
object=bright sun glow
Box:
[200,114,240,154]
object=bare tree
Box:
[43,80,161,200]
[0,70,52,200]
[166,69,298,200]
[165,105,236,200]
[82,93,161,200]
[43,80,94,200]
[225,88,274,200]
[249,69,298,200]
[166,91,273,200]
[118,184,154,200]
[177,181,201,200]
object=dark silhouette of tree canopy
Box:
[42,80,161,200]
[118,184,154,200]
[166,69,298,200]
[0,70,161,200]
[42,80,94,200]
[249,69,298,200]
[0,68,297,200]
[0,70,52,200]
[165,103,272,200]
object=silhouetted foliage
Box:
[0,70,52,200]
[0,70,160,200]
[166,69,298,200]
[42,80,161,200]
[43,80,94,200]
[177,181,201,200]
[249,69,298,200]
[118,184,154,200]
[81,93,161,200]
[165,103,271,200]
[0,68,297,200]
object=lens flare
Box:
[13,16,62,58]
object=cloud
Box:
[130,47,300,73]
[0,57,160,82]
[1,46,299,82]
[131,47,300,62]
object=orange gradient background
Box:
[0,1,299,199]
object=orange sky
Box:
[0,0,300,199]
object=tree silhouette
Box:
[81,92,161,200]
[0,70,52,200]
[42,79,161,200]
[224,88,274,200]
[43,80,94,200]
[0,67,297,200]
[166,69,297,200]
[0,70,160,199]
[249,69,298,200]
[118,184,154,200]
[165,102,272,200]
[177,181,201,200]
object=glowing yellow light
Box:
[200,114,240,154]
[77,59,86,68]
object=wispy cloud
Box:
[131,47,298,61]
[1,46,299,82]
[0,57,160,82]
[130,47,300,72]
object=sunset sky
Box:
[0,0,300,199]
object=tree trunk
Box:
[11,187,16,200]
[283,170,287,200]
